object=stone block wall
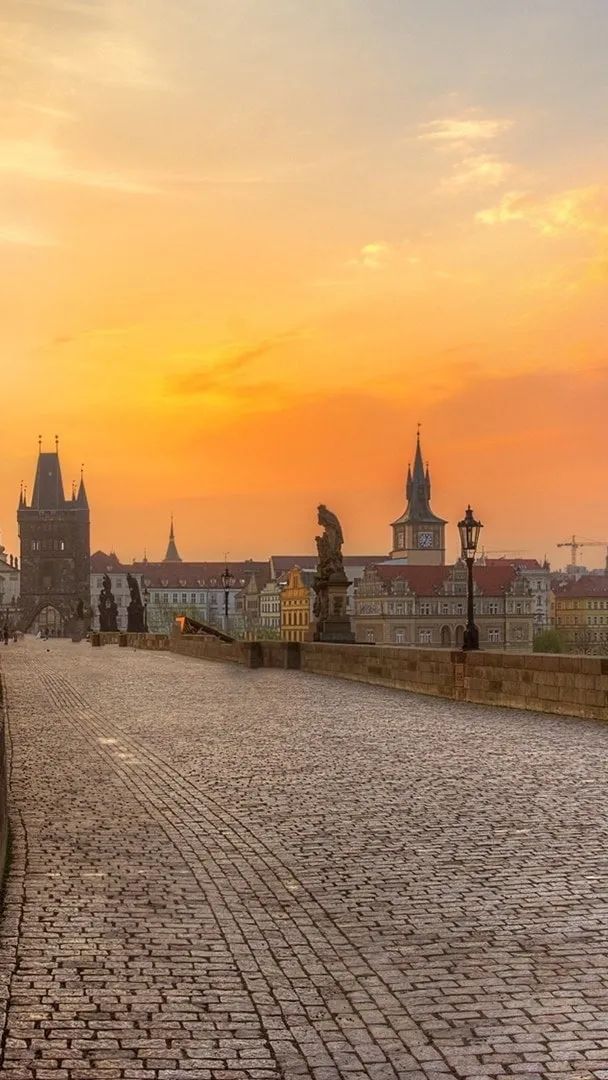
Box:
[463,650,608,722]
[300,643,459,699]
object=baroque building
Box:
[553,575,608,653]
[353,562,534,650]
[390,432,446,564]
[18,442,90,635]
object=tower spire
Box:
[163,516,182,562]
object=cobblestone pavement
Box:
[0,640,607,1080]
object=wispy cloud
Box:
[347,241,421,273]
[418,116,513,146]
[477,185,608,235]
[442,153,512,190]
[0,139,159,194]
[168,334,297,396]
[419,112,515,194]
[0,223,54,246]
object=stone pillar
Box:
[314,572,355,644]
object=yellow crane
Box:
[556,535,608,567]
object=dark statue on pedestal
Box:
[313,504,355,643]
[126,573,146,633]
[98,574,119,633]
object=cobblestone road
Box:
[0,639,607,1080]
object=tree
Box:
[533,629,564,653]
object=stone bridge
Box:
[0,638,606,1080]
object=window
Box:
[456,603,463,615]
[172,593,178,602]
[488,628,500,643]
[420,602,431,616]
[395,629,405,644]
[487,602,499,615]
[366,630,375,643]
[442,604,449,614]
[182,593,187,603]
[396,602,404,615]
[191,593,197,603]
[418,629,431,644]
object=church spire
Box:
[163,515,182,562]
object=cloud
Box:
[350,242,391,271]
[0,223,54,246]
[418,116,513,146]
[442,153,512,190]
[167,334,296,396]
[477,185,608,236]
[0,139,159,194]
[346,241,422,274]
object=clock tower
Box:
[390,432,446,565]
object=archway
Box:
[33,606,63,636]
[440,625,451,648]
[455,625,465,648]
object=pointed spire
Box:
[406,464,412,503]
[425,462,431,501]
[163,516,182,562]
[18,481,24,509]
[76,463,89,508]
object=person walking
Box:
[3,626,9,646]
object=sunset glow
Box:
[1,1,606,564]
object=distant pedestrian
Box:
[3,626,9,646]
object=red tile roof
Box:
[371,562,517,596]
[131,560,271,589]
[555,575,608,598]
[90,551,126,573]
[483,557,544,570]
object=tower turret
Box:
[390,430,446,564]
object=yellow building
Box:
[554,576,608,652]
[280,566,311,642]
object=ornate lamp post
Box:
[143,584,150,633]
[458,505,483,651]
[221,563,235,630]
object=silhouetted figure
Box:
[3,626,9,646]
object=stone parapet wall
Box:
[463,650,608,722]
[300,643,459,698]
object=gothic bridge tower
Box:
[390,431,446,565]
[17,440,91,635]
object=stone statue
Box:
[312,504,354,643]
[126,573,146,633]
[98,573,118,632]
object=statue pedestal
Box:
[314,573,355,644]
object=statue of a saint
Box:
[98,574,119,632]
[126,573,146,633]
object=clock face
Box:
[418,531,433,549]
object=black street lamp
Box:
[221,564,235,628]
[458,505,483,651]
[143,584,149,633]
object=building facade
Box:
[390,432,446,564]
[478,556,552,632]
[280,566,312,642]
[553,575,608,653]
[260,580,281,634]
[353,562,535,650]
[18,445,90,635]
[0,547,20,628]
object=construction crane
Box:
[556,535,608,567]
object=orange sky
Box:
[0,1,606,567]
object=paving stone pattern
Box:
[0,639,607,1080]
